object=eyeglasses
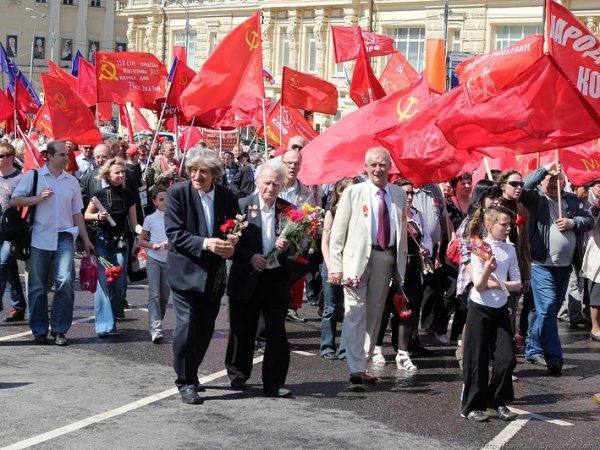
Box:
[0,154,13,159]
[405,191,415,196]
[290,144,304,150]
[283,161,300,167]
[506,181,524,188]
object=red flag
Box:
[32,102,53,137]
[350,30,386,107]
[77,58,98,107]
[256,99,318,148]
[281,67,338,115]
[17,127,45,172]
[331,26,396,63]
[133,107,155,134]
[376,85,472,187]
[14,77,40,114]
[177,125,203,151]
[438,55,600,155]
[173,46,187,66]
[0,89,13,121]
[180,12,264,128]
[96,103,113,122]
[456,34,544,105]
[96,52,167,107]
[425,39,446,93]
[48,60,79,95]
[298,75,431,185]
[559,139,600,186]
[40,73,103,144]
[547,0,600,116]
[119,105,134,142]
[379,51,419,94]
[165,60,196,117]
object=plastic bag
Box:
[80,255,98,293]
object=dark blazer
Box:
[230,164,255,198]
[165,181,240,294]
[227,194,292,302]
[80,168,102,208]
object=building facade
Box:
[120,0,600,131]
[1,0,128,94]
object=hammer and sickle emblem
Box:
[53,93,68,111]
[515,154,523,162]
[98,60,118,81]
[180,74,188,87]
[290,77,300,89]
[396,96,419,122]
[245,30,259,51]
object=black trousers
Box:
[433,261,467,340]
[226,268,290,392]
[462,301,516,415]
[420,245,444,330]
[172,289,222,389]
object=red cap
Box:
[126,145,141,156]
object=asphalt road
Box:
[1,274,599,450]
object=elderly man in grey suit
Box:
[329,147,407,390]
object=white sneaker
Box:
[436,333,449,345]
[372,346,386,366]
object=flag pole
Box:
[483,156,493,180]
[279,102,283,145]
[149,101,168,153]
[174,115,181,160]
[262,98,268,156]
[555,148,563,219]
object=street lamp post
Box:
[25,8,56,79]
[163,0,191,64]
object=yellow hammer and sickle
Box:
[397,96,419,122]
[290,77,300,88]
[98,60,118,81]
[180,74,188,87]
[53,93,68,111]
[515,154,523,162]
[245,30,259,52]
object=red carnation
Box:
[220,219,236,233]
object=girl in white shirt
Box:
[461,206,521,423]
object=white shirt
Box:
[369,182,396,247]
[12,165,83,251]
[259,196,280,269]
[470,238,521,308]
[142,211,168,262]
[75,154,96,179]
[197,188,215,237]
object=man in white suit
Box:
[329,147,407,390]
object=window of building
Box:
[495,25,542,49]
[91,0,101,7]
[450,29,462,52]
[279,28,290,73]
[62,0,74,5]
[208,31,218,56]
[306,30,317,74]
[174,32,197,68]
[35,0,47,3]
[388,27,426,72]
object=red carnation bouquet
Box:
[393,292,411,319]
[98,256,122,284]
[266,203,324,265]
[220,214,249,245]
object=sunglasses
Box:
[506,181,524,188]
[405,191,415,196]
[290,144,304,150]
[0,154,12,159]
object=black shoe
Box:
[231,378,248,390]
[33,334,48,344]
[196,385,206,393]
[321,353,338,360]
[349,372,365,392]
[98,332,109,338]
[547,359,562,376]
[410,345,433,357]
[54,333,68,346]
[179,386,203,404]
[526,355,547,367]
[264,387,293,398]
[4,308,25,322]
[461,410,489,422]
[496,406,518,421]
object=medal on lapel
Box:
[362,205,369,217]
[250,204,258,218]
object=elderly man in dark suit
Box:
[225,160,294,398]
[165,146,240,404]
[230,152,260,198]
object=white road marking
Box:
[482,407,573,450]
[0,315,96,342]
[2,355,264,450]
[292,350,315,356]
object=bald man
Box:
[329,147,408,390]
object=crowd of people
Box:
[0,130,599,417]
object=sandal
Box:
[372,346,386,366]
[396,350,417,371]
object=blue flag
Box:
[168,57,179,82]
[0,43,9,74]
[71,50,83,76]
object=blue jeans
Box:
[0,240,26,312]
[94,235,128,333]
[526,265,571,364]
[28,233,75,337]
[320,264,346,357]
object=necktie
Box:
[377,189,390,248]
